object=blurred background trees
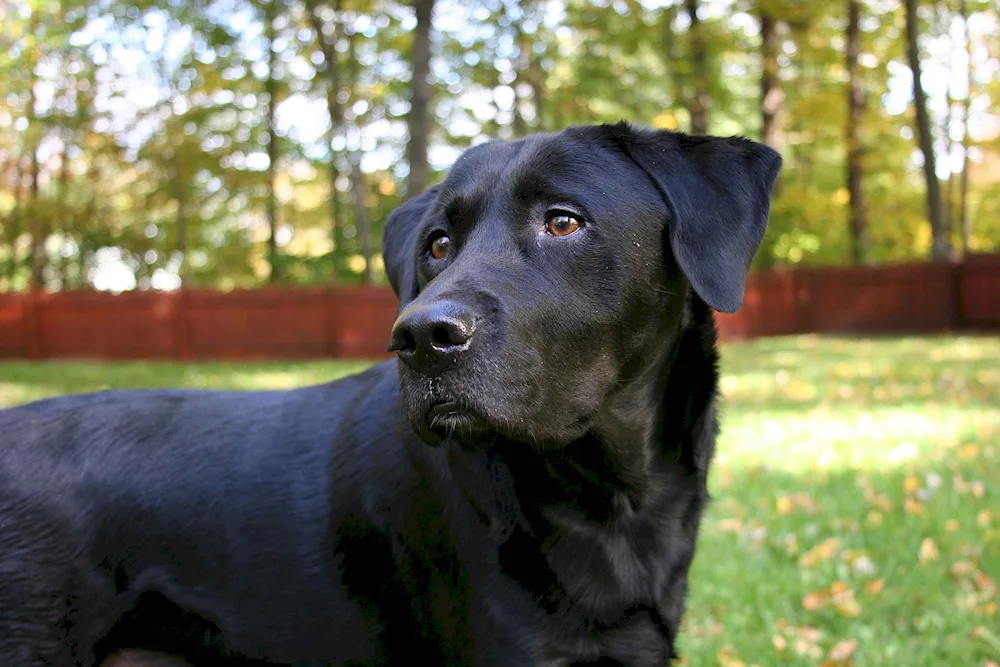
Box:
[0,0,997,292]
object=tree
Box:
[956,0,972,255]
[346,23,373,285]
[845,0,869,264]
[265,0,282,283]
[685,0,709,134]
[904,0,949,259]
[760,11,783,151]
[406,0,435,198]
[305,0,346,277]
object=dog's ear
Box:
[382,185,441,311]
[607,123,782,313]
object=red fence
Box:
[714,253,1000,340]
[0,286,400,361]
[1,255,998,361]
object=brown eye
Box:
[545,213,582,237]
[430,234,451,260]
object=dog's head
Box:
[383,122,780,447]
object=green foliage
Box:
[0,0,998,291]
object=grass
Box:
[1,335,998,666]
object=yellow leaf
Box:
[716,645,746,667]
[785,533,800,557]
[831,187,850,206]
[772,635,787,652]
[652,112,679,130]
[865,579,885,596]
[803,590,829,611]
[832,588,862,617]
[800,537,841,567]
[952,560,976,577]
[958,444,980,458]
[973,571,997,595]
[905,497,927,516]
[718,517,744,534]
[829,638,859,661]
[919,538,940,563]
[904,475,920,493]
[776,495,794,515]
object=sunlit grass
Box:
[686,335,1000,666]
[1,335,998,665]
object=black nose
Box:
[388,300,476,374]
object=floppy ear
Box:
[607,123,782,313]
[381,185,441,311]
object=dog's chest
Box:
[486,507,680,666]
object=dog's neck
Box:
[467,293,719,529]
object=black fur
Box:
[0,122,780,666]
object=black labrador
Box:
[0,122,780,666]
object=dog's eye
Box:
[545,212,582,237]
[429,234,451,260]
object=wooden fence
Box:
[0,255,998,361]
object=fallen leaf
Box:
[905,497,927,516]
[803,589,830,611]
[716,645,746,667]
[832,587,862,617]
[829,638,859,661]
[800,537,841,567]
[919,538,940,563]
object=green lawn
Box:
[2,335,998,666]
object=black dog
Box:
[0,122,780,666]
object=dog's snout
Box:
[389,300,476,374]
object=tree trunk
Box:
[904,0,949,259]
[173,157,191,286]
[5,155,25,286]
[305,0,346,278]
[845,0,869,264]
[760,13,784,151]
[523,2,545,133]
[957,0,972,255]
[406,0,435,198]
[511,13,527,138]
[347,23,372,284]
[55,131,72,288]
[685,0,709,135]
[350,154,372,285]
[265,0,281,283]
[78,161,100,289]
[662,5,690,126]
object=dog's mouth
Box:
[411,398,502,451]
[425,400,489,440]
